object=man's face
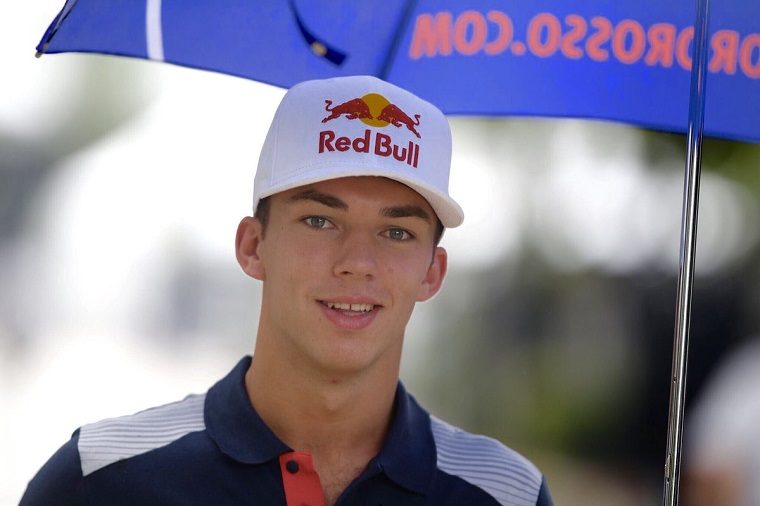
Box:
[236,176,447,378]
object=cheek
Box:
[382,251,431,287]
[280,241,332,288]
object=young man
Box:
[22,76,553,505]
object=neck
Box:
[244,333,400,459]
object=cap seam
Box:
[268,104,283,189]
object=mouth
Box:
[320,301,378,314]
[318,299,382,330]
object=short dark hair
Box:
[254,196,272,236]
[254,196,444,245]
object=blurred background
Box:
[4,3,760,505]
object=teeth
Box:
[326,302,374,312]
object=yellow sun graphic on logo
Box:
[360,93,391,127]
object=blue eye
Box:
[304,216,330,229]
[386,228,412,241]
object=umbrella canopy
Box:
[37,0,759,143]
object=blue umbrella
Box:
[36,0,759,143]
[34,1,760,503]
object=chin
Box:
[312,343,392,378]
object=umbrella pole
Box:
[662,0,710,504]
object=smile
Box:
[323,301,375,313]
[319,300,381,330]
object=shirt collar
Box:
[205,356,290,464]
[204,357,437,494]
[374,382,437,494]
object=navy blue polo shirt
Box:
[22,357,553,505]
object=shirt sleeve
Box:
[536,475,554,506]
[20,430,86,506]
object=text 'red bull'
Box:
[319,129,420,168]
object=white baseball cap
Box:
[253,75,464,228]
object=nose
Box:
[333,231,378,279]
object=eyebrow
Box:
[381,205,432,222]
[287,190,348,209]
[287,189,432,222]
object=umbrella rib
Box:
[35,0,81,57]
[378,0,419,79]
[288,0,347,66]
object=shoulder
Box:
[77,392,207,476]
[430,416,550,506]
[21,434,85,506]
[22,393,208,505]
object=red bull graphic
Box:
[321,93,422,138]
[376,103,421,139]
[319,129,420,168]
[321,98,373,123]
[319,93,422,168]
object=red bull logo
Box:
[322,93,422,139]
[319,93,422,168]
[321,98,374,124]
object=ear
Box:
[235,216,266,281]
[416,246,448,302]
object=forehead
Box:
[273,176,434,213]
